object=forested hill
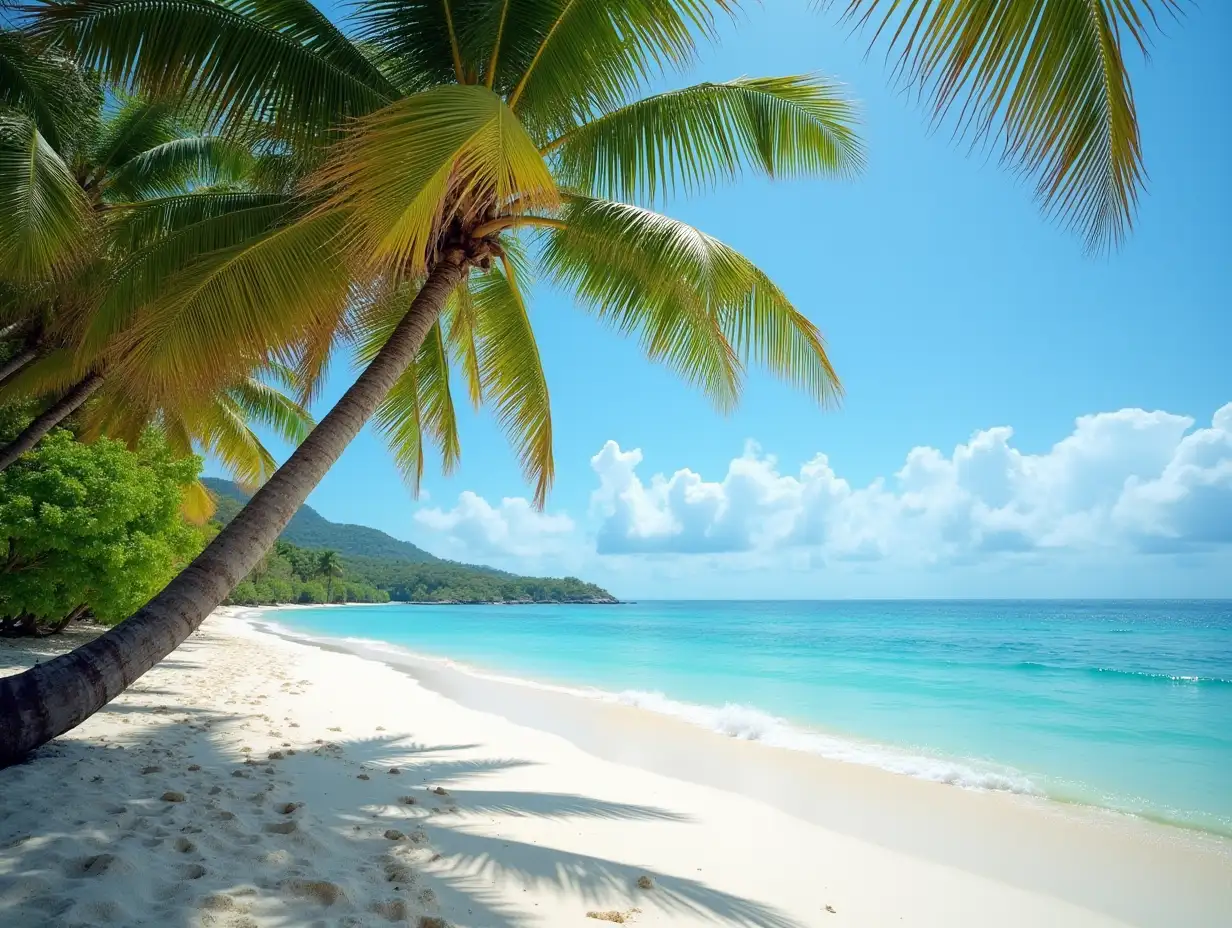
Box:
[204,479,618,605]
[204,478,445,565]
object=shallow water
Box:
[265,599,1232,836]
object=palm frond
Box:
[550,74,863,205]
[0,111,91,282]
[104,136,255,201]
[471,256,553,507]
[186,389,279,487]
[0,28,97,151]
[180,477,217,522]
[86,95,178,178]
[353,278,460,491]
[504,0,737,136]
[544,195,840,409]
[108,211,355,402]
[823,0,1181,252]
[32,0,393,142]
[226,374,315,446]
[541,195,741,410]
[307,83,558,274]
[0,345,89,401]
[350,0,469,90]
[86,191,295,358]
[442,275,483,407]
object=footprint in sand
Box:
[66,853,134,878]
[280,879,344,906]
[370,899,410,922]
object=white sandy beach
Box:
[2,609,1230,928]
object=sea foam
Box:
[609,689,1040,795]
[254,615,1040,796]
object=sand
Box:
[1,609,1229,928]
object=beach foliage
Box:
[227,540,389,606]
[0,427,203,633]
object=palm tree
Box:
[0,37,321,495]
[0,0,1176,765]
[0,88,266,470]
[317,549,343,603]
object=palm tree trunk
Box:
[0,345,39,390]
[0,372,105,473]
[0,257,467,766]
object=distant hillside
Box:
[204,478,443,564]
[204,478,617,605]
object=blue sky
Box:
[210,1,1232,599]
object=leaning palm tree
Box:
[0,0,1177,764]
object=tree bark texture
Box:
[0,259,467,765]
[0,372,105,473]
[0,345,39,390]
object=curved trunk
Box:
[0,345,39,390]
[0,372,105,473]
[0,259,467,766]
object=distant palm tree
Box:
[317,550,343,603]
[0,0,1179,764]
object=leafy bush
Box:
[0,429,204,632]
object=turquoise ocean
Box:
[262,600,1232,837]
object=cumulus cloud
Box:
[590,403,1232,562]
[414,491,575,558]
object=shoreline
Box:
[1,610,1229,927]
[244,606,1232,926]
[251,603,1229,839]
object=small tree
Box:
[0,429,202,634]
[317,550,343,603]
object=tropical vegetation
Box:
[0,426,203,636]
[0,0,1181,765]
[208,479,616,604]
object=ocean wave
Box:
[1014,661,1230,685]
[1091,668,1232,685]
[256,616,1043,796]
[608,690,1040,795]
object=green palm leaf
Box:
[549,75,863,205]
[823,0,1180,252]
[108,211,355,401]
[32,0,394,142]
[443,276,483,408]
[503,0,736,135]
[307,83,558,274]
[86,96,180,179]
[103,136,255,201]
[226,374,315,446]
[471,256,553,507]
[187,389,280,487]
[350,0,471,89]
[544,195,840,409]
[355,279,461,491]
[0,112,91,282]
[542,195,740,410]
[0,28,96,151]
[87,191,296,357]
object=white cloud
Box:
[414,491,575,558]
[590,403,1232,563]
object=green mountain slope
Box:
[204,478,617,604]
[203,477,442,564]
